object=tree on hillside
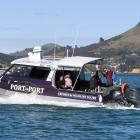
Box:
[99,37,104,43]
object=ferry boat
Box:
[0,46,140,107]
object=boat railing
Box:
[0,68,7,70]
[43,56,64,61]
[95,86,104,93]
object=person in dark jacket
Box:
[102,67,114,86]
[90,71,102,89]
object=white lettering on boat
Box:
[58,92,99,101]
[10,84,44,94]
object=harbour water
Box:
[0,74,140,140]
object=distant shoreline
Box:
[117,72,140,74]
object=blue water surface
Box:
[0,74,140,140]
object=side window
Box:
[29,67,50,80]
[54,70,79,89]
[82,64,97,81]
[5,65,32,78]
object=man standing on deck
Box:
[102,67,114,86]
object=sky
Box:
[0,0,140,53]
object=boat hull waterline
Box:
[0,86,140,108]
[0,88,103,107]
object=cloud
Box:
[0,26,20,31]
[33,12,49,19]
[34,12,47,16]
[34,11,60,19]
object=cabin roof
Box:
[11,57,60,68]
[11,46,102,69]
[11,56,102,69]
[57,56,102,68]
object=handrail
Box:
[43,56,64,60]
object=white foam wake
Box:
[0,92,139,110]
[0,92,100,108]
[103,103,137,110]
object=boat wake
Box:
[0,92,99,108]
[0,92,140,110]
[103,103,137,110]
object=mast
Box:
[66,48,69,58]
[72,25,79,56]
[54,33,56,60]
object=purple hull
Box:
[0,76,103,104]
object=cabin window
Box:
[5,64,50,80]
[29,67,50,80]
[54,70,79,89]
[5,65,32,78]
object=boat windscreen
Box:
[5,64,51,80]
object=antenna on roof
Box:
[72,25,79,57]
[54,32,56,60]
[66,48,69,58]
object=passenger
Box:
[64,74,72,89]
[56,76,65,89]
[95,64,101,71]
[120,83,129,97]
[102,67,114,86]
[90,71,102,89]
